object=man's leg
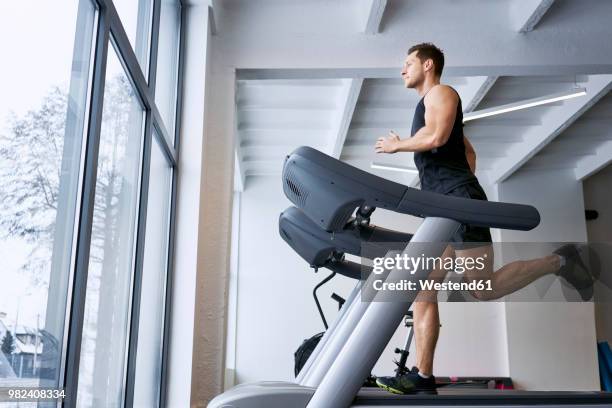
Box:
[413,245,455,375]
[376,245,454,393]
[459,245,560,300]
[413,301,439,376]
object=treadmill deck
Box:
[353,387,612,406]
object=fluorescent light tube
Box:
[463,88,587,123]
[371,162,419,174]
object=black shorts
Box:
[445,183,493,249]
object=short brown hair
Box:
[408,43,444,77]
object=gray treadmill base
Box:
[207,382,314,408]
[355,388,612,406]
[207,382,612,408]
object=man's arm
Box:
[464,135,476,173]
[375,85,458,153]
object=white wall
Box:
[167,4,211,407]
[583,164,612,344]
[498,168,600,391]
[170,3,238,405]
[233,176,509,383]
[234,176,352,383]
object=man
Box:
[373,43,596,394]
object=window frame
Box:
[62,0,183,407]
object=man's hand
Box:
[375,131,401,154]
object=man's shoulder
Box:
[425,84,459,105]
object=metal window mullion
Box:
[152,113,177,166]
[158,152,178,408]
[173,2,186,155]
[102,0,152,110]
[160,3,186,407]
[148,0,162,94]
[63,7,110,408]
[124,110,154,408]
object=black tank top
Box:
[411,86,478,194]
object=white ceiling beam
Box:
[243,160,284,176]
[538,141,596,155]
[234,76,244,190]
[329,78,364,158]
[463,76,498,113]
[237,65,612,80]
[215,1,612,71]
[183,0,213,6]
[363,0,388,34]
[489,74,612,183]
[575,139,612,180]
[208,5,217,35]
[512,0,556,33]
[233,149,245,192]
[244,171,279,177]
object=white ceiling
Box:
[221,0,612,190]
[236,79,344,177]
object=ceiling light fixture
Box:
[463,88,587,123]
[371,162,419,174]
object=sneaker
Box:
[376,367,436,394]
[363,374,378,387]
[554,244,594,301]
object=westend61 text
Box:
[373,279,493,292]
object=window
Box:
[132,132,173,408]
[75,42,145,407]
[1,1,182,406]
[0,0,96,389]
[155,0,181,137]
[113,0,154,76]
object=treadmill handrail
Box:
[397,187,540,231]
[283,146,540,232]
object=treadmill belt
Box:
[353,388,612,406]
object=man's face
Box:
[401,51,425,88]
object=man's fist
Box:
[375,130,401,154]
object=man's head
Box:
[402,43,444,88]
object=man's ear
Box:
[424,59,433,73]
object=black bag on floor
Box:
[294,332,324,377]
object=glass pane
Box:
[0,0,95,389]
[133,133,172,408]
[155,0,181,137]
[76,42,145,407]
[113,0,153,77]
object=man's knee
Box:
[457,245,495,301]
[468,287,501,301]
[413,301,438,312]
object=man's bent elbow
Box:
[430,136,446,149]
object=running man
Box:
[373,42,595,394]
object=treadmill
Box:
[208,146,612,408]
